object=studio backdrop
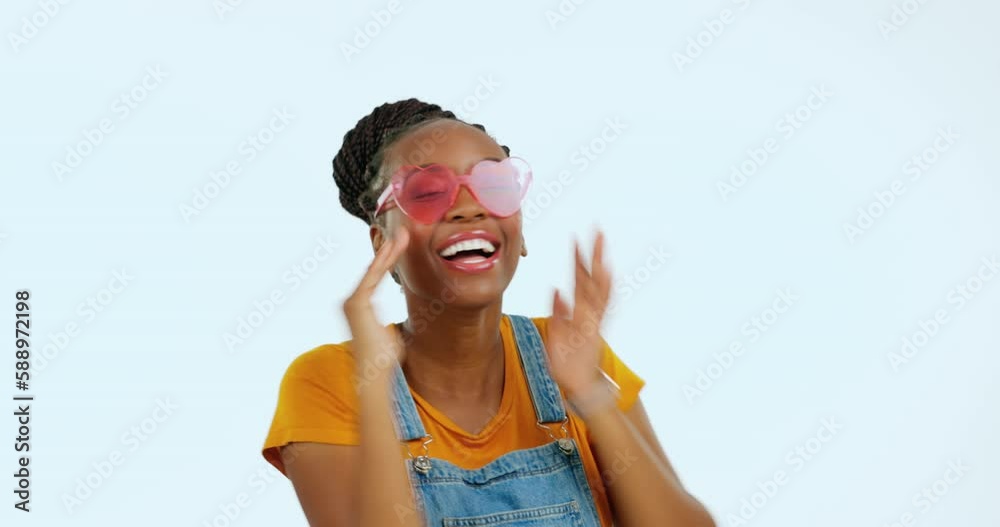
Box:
[2,0,997,525]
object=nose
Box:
[443,185,488,222]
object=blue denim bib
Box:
[389,314,604,526]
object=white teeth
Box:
[439,238,496,258]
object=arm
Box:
[282,370,422,527]
[582,394,715,527]
[545,230,714,526]
[283,225,423,527]
[356,368,424,527]
[281,442,360,526]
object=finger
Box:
[573,240,590,318]
[574,238,591,277]
[574,239,601,320]
[590,230,612,310]
[377,227,410,279]
[593,263,611,317]
[587,230,609,293]
[549,290,575,365]
[355,238,394,292]
[591,229,604,279]
[385,226,410,265]
[552,289,572,320]
[389,224,410,247]
[356,227,409,294]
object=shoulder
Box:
[514,314,626,371]
[269,338,368,433]
[515,314,646,411]
[280,340,357,387]
[263,340,364,471]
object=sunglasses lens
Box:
[390,159,532,223]
[469,158,530,216]
[397,166,455,223]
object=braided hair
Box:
[331,98,510,226]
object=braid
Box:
[331,98,510,224]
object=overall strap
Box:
[507,314,568,424]
[389,315,568,441]
[390,361,427,442]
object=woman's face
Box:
[372,119,523,307]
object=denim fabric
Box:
[390,314,603,526]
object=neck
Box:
[399,297,505,400]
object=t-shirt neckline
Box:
[395,316,519,442]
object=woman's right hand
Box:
[342,225,410,370]
[286,226,422,527]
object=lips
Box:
[435,229,502,274]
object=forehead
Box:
[384,119,505,173]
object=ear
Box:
[371,221,403,286]
[370,223,385,253]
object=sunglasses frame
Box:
[372,156,532,224]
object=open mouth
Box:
[437,238,501,272]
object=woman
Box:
[261,98,715,527]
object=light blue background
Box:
[2,0,997,525]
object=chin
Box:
[404,253,518,306]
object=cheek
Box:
[386,212,423,246]
[396,223,434,270]
[500,217,522,250]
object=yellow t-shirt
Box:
[262,315,645,527]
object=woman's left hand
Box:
[545,229,614,399]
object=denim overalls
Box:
[390,314,604,526]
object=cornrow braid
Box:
[331,98,510,225]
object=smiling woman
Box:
[260,98,715,527]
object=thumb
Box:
[552,289,571,320]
